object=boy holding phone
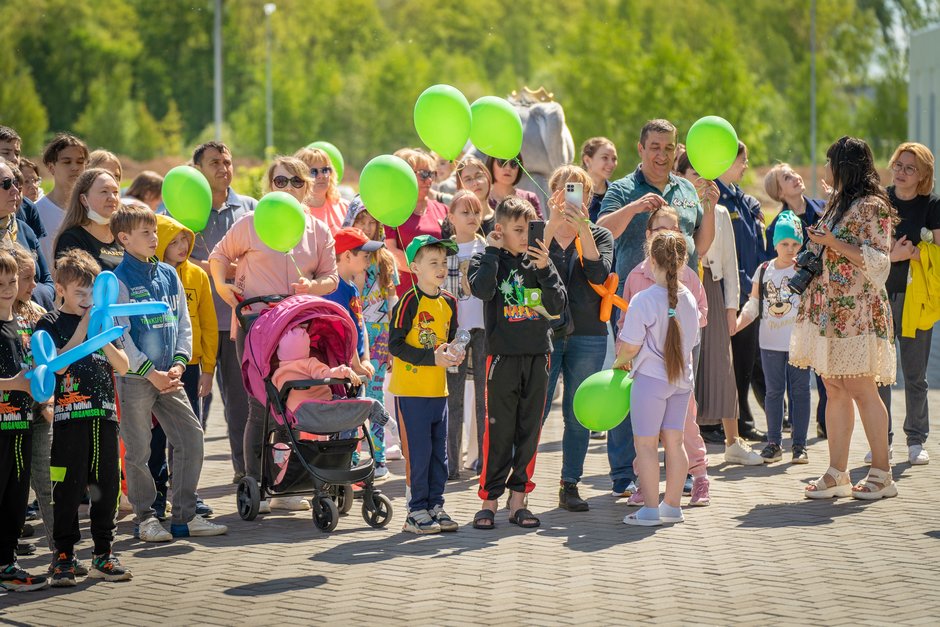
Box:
[468,196,567,530]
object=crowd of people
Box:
[0,117,937,590]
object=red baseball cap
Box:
[334,226,384,255]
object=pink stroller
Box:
[236,294,393,532]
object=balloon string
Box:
[288,252,304,279]
[397,226,420,302]
[514,157,551,205]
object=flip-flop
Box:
[509,508,540,529]
[472,509,496,530]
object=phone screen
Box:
[528,220,545,249]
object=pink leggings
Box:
[630,375,708,478]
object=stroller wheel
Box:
[312,496,339,532]
[236,478,261,521]
[362,492,393,528]
[335,484,355,515]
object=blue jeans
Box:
[542,334,608,484]
[760,349,810,447]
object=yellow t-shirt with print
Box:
[388,288,458,398]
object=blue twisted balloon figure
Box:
[26,271,170,402]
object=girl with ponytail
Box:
[613,230,702,526]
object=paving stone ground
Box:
[2,381,939,625]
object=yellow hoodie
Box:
[902,241,940,338]
[156,214,218,373]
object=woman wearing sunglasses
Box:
[0,160,55,308]
[294,147,347,234]
[383,148,449,297]
[209,156,338,509]
[486,154,542,219]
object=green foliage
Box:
[5,0,935,167]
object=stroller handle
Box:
[236,294,288,331]
[277,378,356,408]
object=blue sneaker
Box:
[194,498,213,518]
[683,475,694,496]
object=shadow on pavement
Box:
[223,574,327,596]
[734,498,871,528]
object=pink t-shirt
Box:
[209,213,338,334]
[383,199,449,297]
[621,258,708,331]
[619,284,701,389]
[306,198,348,234]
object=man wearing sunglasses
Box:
[189,141,258,484]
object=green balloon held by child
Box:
[573,369,633,431]
[162,165,212,233]
[685,116,739,180]
[414,84,472,160]
[358,155,419,228]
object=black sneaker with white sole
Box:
[760,443,783,463]
[791,445,809,464]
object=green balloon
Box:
[469,96,523,160]
[573,369,633,431]
[254,191,306,253]
[306,140,344,182]
[685,116,739,180]
[414,84,472,160]
[358,155,418,228]
[162,165,212,232]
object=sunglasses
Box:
[414,169,434,181]
[309,166,333,178]
[495,159,519,169]
[273,175,305,189]
[0,178,18,191]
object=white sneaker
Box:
[137,517,172,542]
[181,515,228,537]
[908,445,930,465]
[269,496,311,511]
[864,448,893,464]
[724,438,763,466]
[385,445,403,461]
[259,500,272,514]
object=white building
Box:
[910,25,939,192]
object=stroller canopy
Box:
[241,295,358,404]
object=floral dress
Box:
[789,196,896,384]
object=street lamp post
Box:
[214,0,223,141]
[264,3,276,158]
[810,0,817,197]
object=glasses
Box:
[460,173,488,185]
[25,177,41,186]
[892,162,918,177]
[414,169,434,181]
[495,159,519,169]
[309,166,333,178]
[0,178,18,191]
[273,175,305,189]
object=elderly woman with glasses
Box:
[383,148,449,297]
[295,147,348,234]
[209,155,338,508]
[875,142,940,467]
[486,154,542,218]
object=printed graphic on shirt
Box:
[0,320,31,433]
[129,285,180,329]
[0,391,26,431]
[765,279,794,318]
[498,269,541,322]
[416,311,438,348]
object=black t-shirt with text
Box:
[36,310,118,424]
[0,318,32,435]
[55,226,125,272]
[886,187,940,295]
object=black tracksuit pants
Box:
[479,354,549,501]
[0,432,32,565]
[51,419,120,556]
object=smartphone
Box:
[528,219,545,249]
[565,182,583,210]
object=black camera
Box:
[788,249,824,295]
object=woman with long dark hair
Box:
[790,136,897,500]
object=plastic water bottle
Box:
[446,329,471,373]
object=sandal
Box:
[472,509,496,530]
[509,508,540,529]
[851,467,898,500]
[805,467,852,499]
